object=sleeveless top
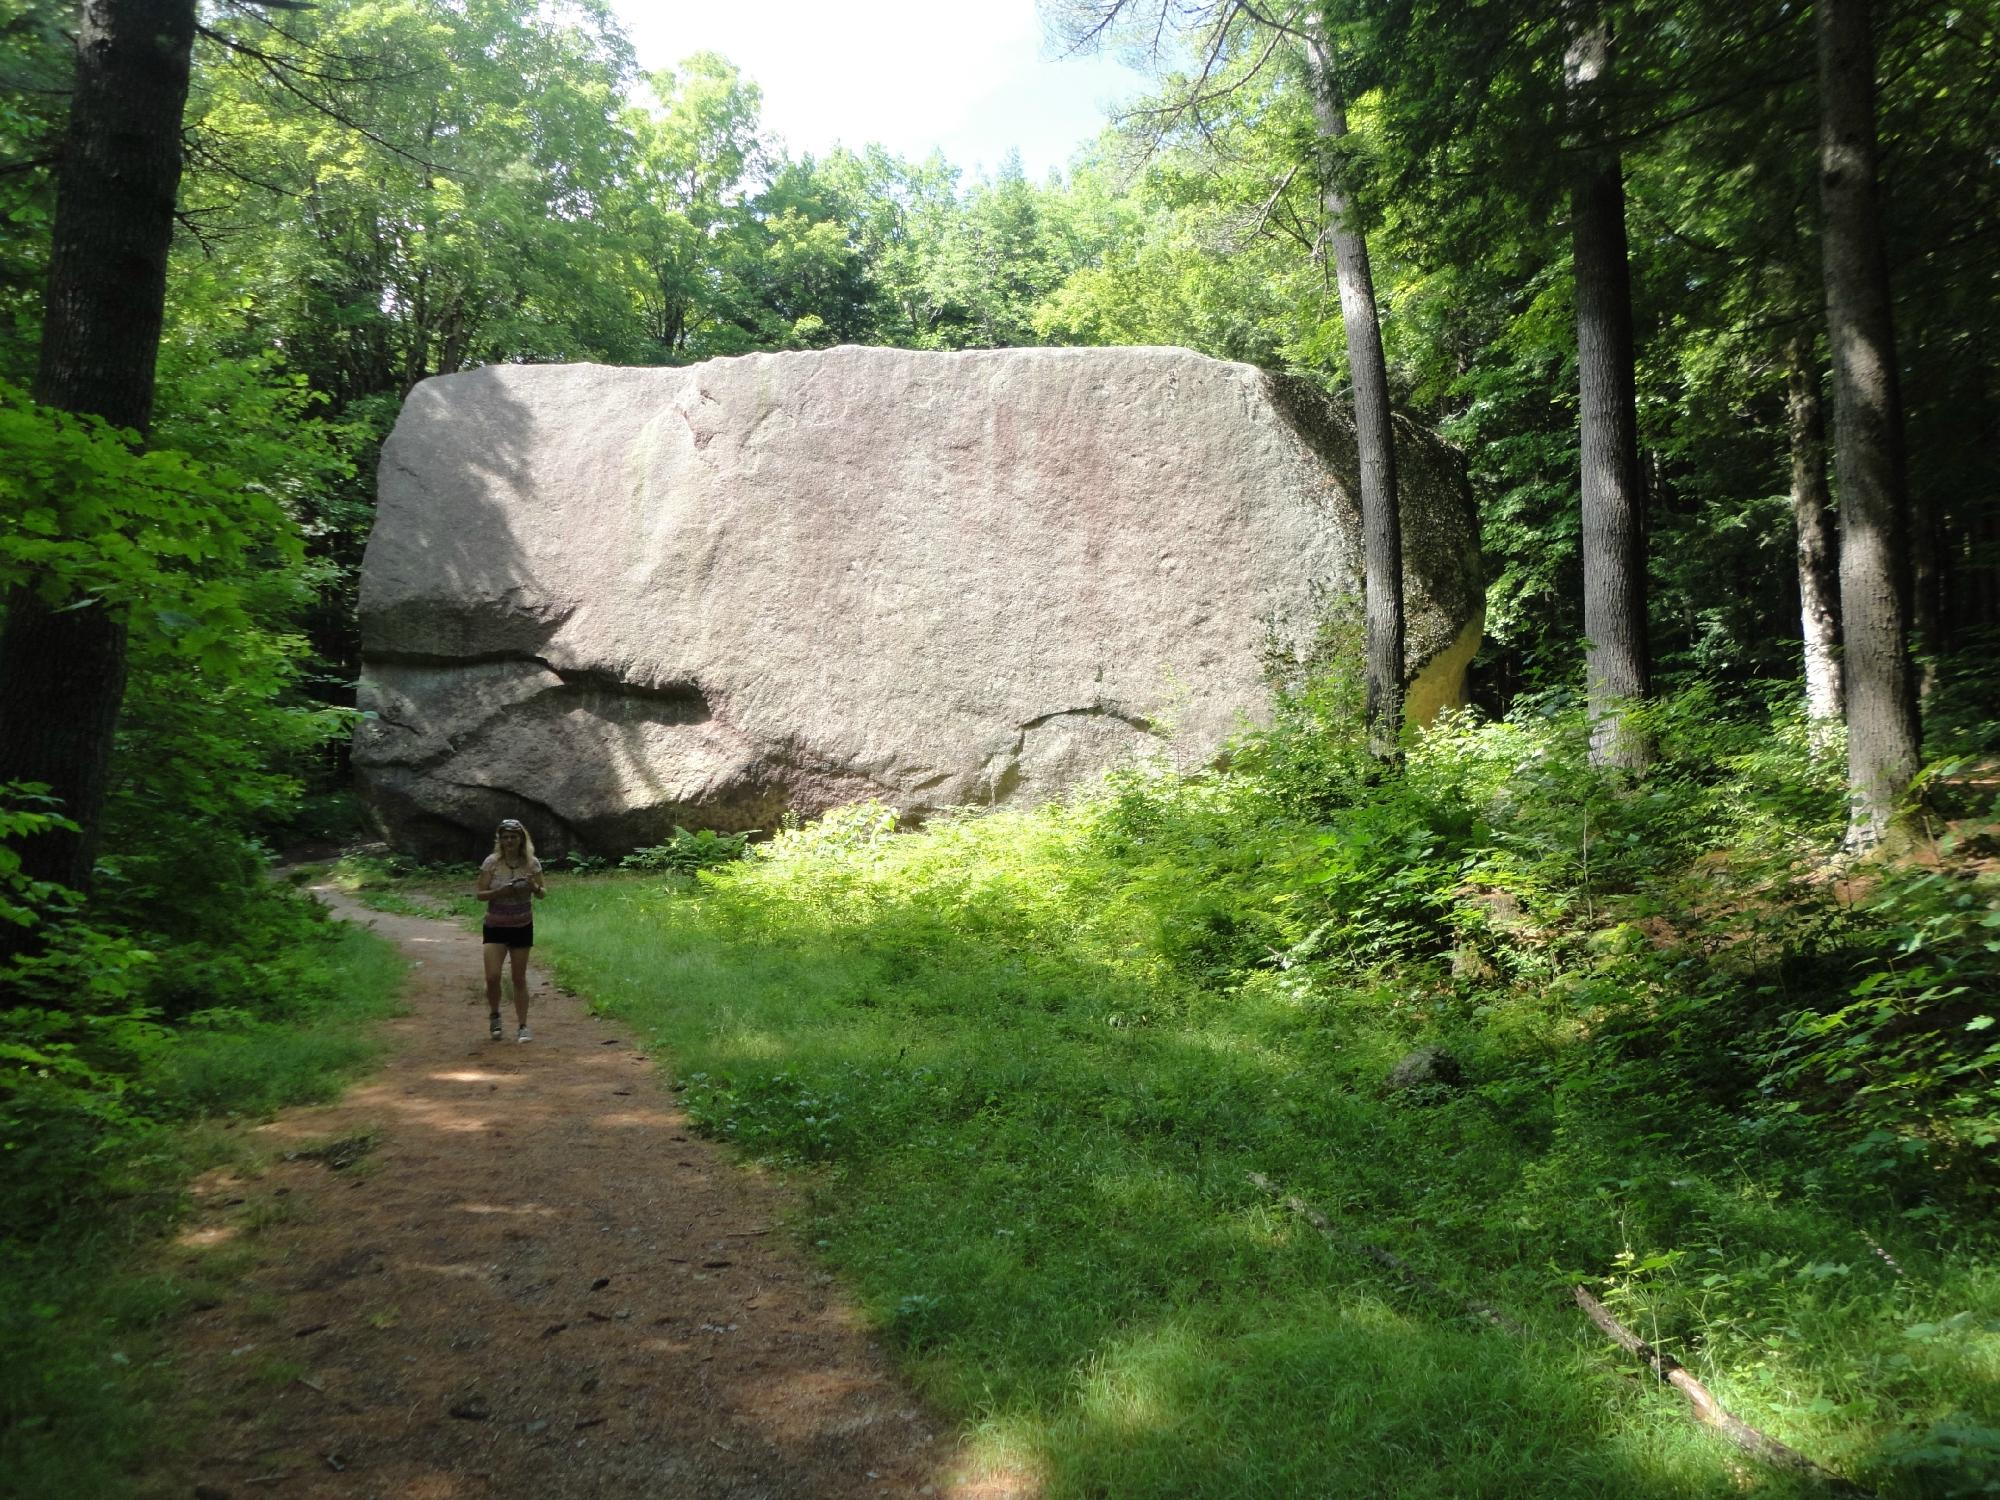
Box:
[482,854,539,928]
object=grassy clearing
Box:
[0,912,405,1499]
[527,722,1998,1499]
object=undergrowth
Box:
[536,685,1999,1499]
[0,881,405,1497]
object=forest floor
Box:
[155,886,1029,1500]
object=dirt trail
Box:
[165,888,1025,1500]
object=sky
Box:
[608,1,1154,182]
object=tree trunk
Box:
[0,0,195,908]
[1566,21,1651,771]
[1786,338,1844,729]
[1303,31,1404,762]
[1955,352,1998,642]
[1816,0,1922,848]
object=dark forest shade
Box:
[0,0,196,904]
[1816,0,1922,847]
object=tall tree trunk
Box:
[1816,0,1922,848]
[1972,362,2000,639]
[1786,338,1844,729]
[1303,30,1404,761]
[1566,20,1651,771]
[1958,352,1998,642]
[0,0,195,912]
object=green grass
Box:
[0,916,406,1499]
[151,921,407,1116]
[533,786,2000,1500]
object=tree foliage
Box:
[0,0,1996,1485]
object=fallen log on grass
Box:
[1246,1170,1878,1496]
[1246,1171,1526,1336]
[1571,1285,1879,1498]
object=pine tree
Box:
[1816,0,1922,847]
[0,0,196,907]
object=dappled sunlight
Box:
[715,1028,790,1060]
[250,1115,365,1145]
[1031,1298,1728,1497]
[951,1418,1049,1500]
[1072,1321,1210,1439]
[594,1108,679,1129]
[405,1259,493,1280]
[175,1223,240,1250]
[545,857,1905,1499]
[158,894,992,1499]
[400,1110,496,1134]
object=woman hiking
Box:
[475,818,546,1041]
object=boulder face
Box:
[354,346,1480,859]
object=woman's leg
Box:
[483,941,506,1017]
[509,944,532,1027]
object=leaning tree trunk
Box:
[1566,20,1652,771]
[0,0,196,916]
[1786,338,1844,730]
[1304,29,1404,762]
[1816,0,1922,849]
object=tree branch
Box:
[1248,1172,1528,1336]
[196,25,446,175]
[1572,1287,1880,1498]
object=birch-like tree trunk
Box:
[1303,27,1404,761]
[1786,339,1844,730]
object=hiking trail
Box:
[163,886,1027,1500]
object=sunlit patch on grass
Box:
[535,745,2000,1500]
[949,1414,1048,1500]
[1072,1322,1202,1438]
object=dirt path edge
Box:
[155,887,1024,1500]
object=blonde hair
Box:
[492,820,537,863]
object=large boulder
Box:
[354,346,1480,859]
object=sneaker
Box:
[489,1013,503,1039]
[516,1025,532,1044]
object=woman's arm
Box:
[531,858,547,899]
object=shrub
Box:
[620,825,751,875]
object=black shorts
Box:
[482,924,534,949]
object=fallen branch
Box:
[1248,1171,1877,1494]
[1571,1286,1879,1498]
[1246,1172,1526,1337]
